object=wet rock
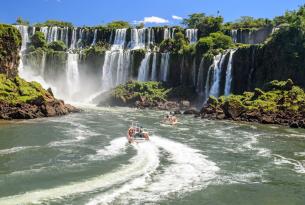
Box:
[184,108,199,115]
[289,121,299,128]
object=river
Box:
[0,106,305,205]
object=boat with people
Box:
[163,113,178,125]
[127,122,150,143]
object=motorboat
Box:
[127,122,150,143]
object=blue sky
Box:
[1,0,304,26]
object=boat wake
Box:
[0,136,218,205]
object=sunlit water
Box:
[0,106,305,205]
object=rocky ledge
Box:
[0,74,79,120]
[97,80,198,112]
[200,79,305,128]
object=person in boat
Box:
[163,113,178,124]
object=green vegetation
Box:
[29,31,47,50]
[47,40,67,52]
[196,32,233,54]
[0,24,21,77]
[160,31,188,53]
[0,74,48,105]
[213,80,305,114]
[34,20,73,27]
[224,16,273,30]
[15,17,30,26]
[182,13,223,37]
[82,42,110,58]
[112,81,170,105]
[105,21,130,29]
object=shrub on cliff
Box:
[111,81,170,106]
[160,31,188,53]
[202,80,305,126]
[47,40,67,52]
[30,31,47,49]
[196,32,233,54]
[0,74,49,105]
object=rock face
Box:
[98,80,195,111]
[0,24,21,77]
[200,80,305,129]
[0,24,79,120]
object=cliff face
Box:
[231,26,305,94]
[0,24,21,77]
[0,24,79,119]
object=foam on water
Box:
[0,146,40,155]
[86,136,219,204]
[88,137,128,160]
[0,140,159,205]
[273,154,305,174]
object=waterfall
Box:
[204,54,222,100]
[40,27,48,40]
[186,29,198,44]
[209,52,228,98]
[70,27,77,49]
[151,53,157,81]
[112,29,127,50]
[231,30,238,43]
[66,54,80,98]
[160,53,170,82]
[224,50,236,96]
[191,58,197,87]
[92,29,97,46]
[77,28,84,48]
[138,52,151,81]
[196,58,205,94]
[129,28,146,49]
[14,25,29,52]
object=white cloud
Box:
[134,16,169,24]
[172,15,183,20]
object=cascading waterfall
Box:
[138,52,152,81]
[209,52,228,98]
[129,28,146,49]
[204,54,222,101]
[14,25,29,52]
[66,53,80,99]
[160,53,170,82]
[91,29,97,46]
[151,53,158,81]
[231,30,238,43]
[191,58,197,87]
[70,27,77,49]
[16,25,244,103]
[186,29,198,44]
[224,50,236,96]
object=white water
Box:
[66,53,80,99]
[160,53,170,82]
[224,50,236,96]
[91,29,98,46]
[186,29,198,44]
[204,54,222,101]
[86,136,218,205]
[151,52,158,81]
[196,58,205,95]
[209,52,228,98]
[138,52,151,81]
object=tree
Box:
[47,41,67,51]
[30,31,47,49]
[160,31,188,53]
[196,32,233,54]
[16,17,29,26]
[182,13,224,37]
[34,20,73,27]
[106,21,130,29]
